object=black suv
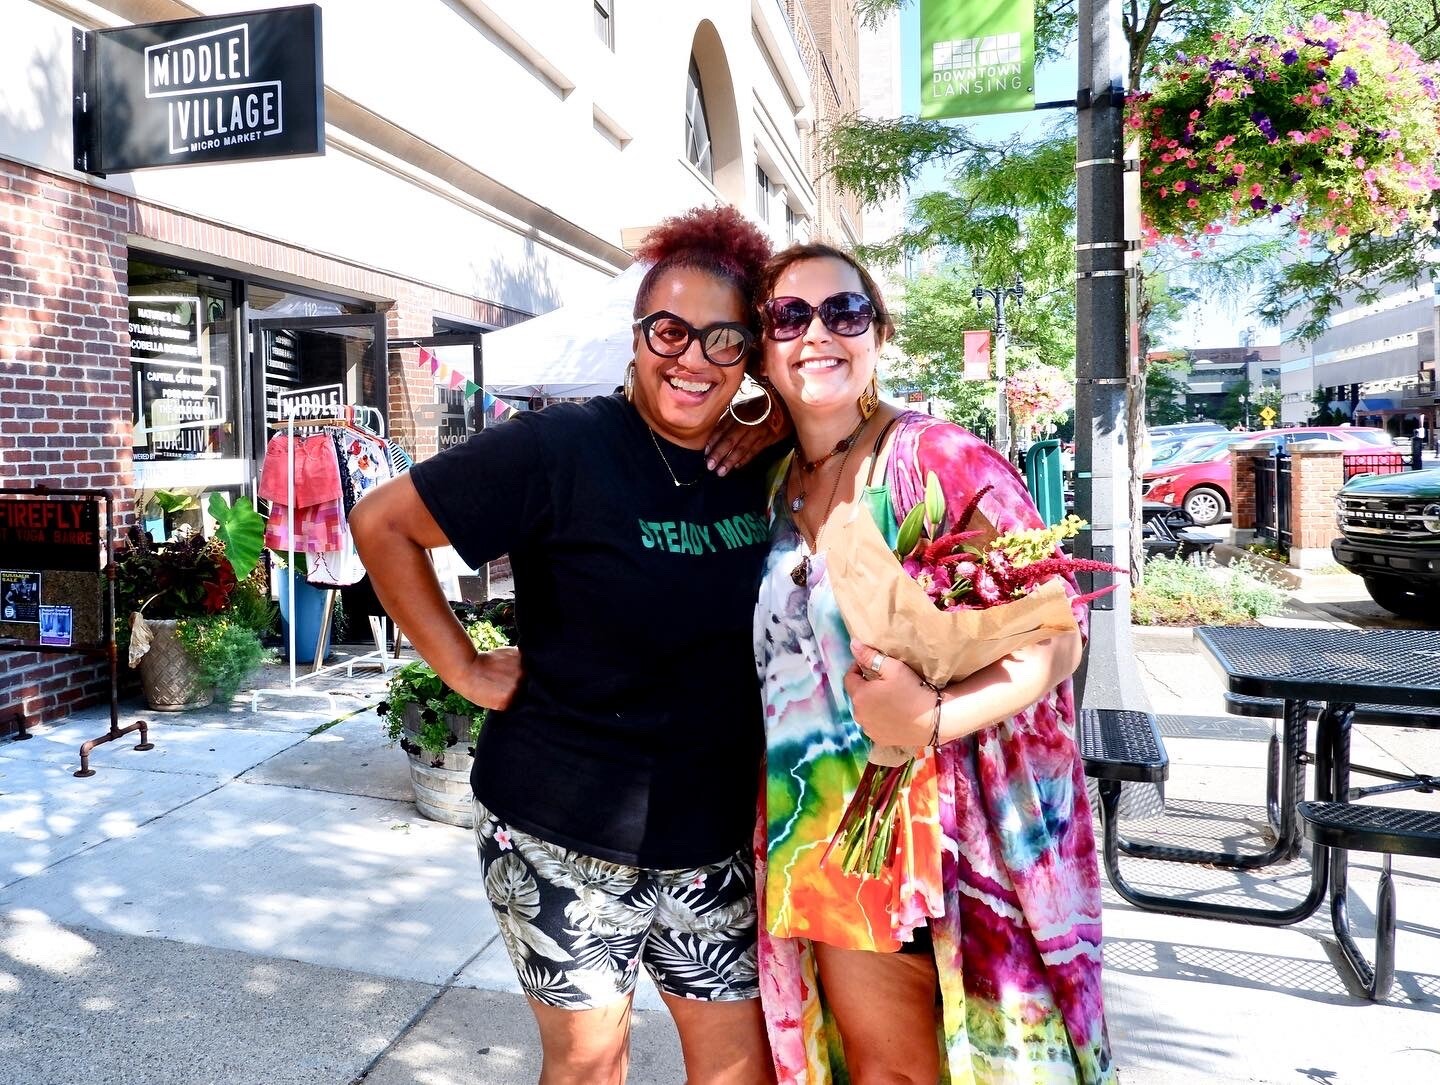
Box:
[1332,466,1440,619]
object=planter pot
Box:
[137,618,215,711]
[277,572,331,664]
[401,703,476,827]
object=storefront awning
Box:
[1354,397,1397,413]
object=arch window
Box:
[685,57,713,181]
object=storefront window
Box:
[129,260,240,462]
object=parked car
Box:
[1150,430,1247,467]
[1142,426,1392,526]
[1331,465,1440,620]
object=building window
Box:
[685,57,713,181]
[593,0,614,49]
[786,204,798,243]
[755,165,772,223]
[128,259,242,465]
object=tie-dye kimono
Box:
[753,414,1115,1084]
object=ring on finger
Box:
[868,651,889,678]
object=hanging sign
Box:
[963,330,992,381]
[74,4,324,174]
[920,0,1035,119]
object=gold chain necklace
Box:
[646,424,700,488]
[789,418,867,587]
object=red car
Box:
[1143,426,1392,525]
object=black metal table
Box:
[1167,627,1440,930]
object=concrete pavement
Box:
[3,579,1439,1083]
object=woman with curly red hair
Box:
[353,205,781,1084]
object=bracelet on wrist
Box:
[922,680,944,748]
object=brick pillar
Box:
[387,286,437,463]
[1287,444,1345,569]
[1229,443,1275,538]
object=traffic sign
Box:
[1259,406,1277,424]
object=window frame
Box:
[685,57,714,181]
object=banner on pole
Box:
[963,331,992,381]
[920,0,1035,119]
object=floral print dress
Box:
[752,414,1116,1084]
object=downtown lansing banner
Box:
[921,0,1035,119]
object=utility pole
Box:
[1072,0,1149,713]
[973,275,1025,462]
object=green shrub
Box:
[1132,556,1289,626]
[175,616,275,701]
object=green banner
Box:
[920,0,1035,119]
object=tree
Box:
[1145,357,1190,425]
[1307,386,1340,425]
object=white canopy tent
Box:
[481,262,647,400]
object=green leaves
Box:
[208,492,265,581]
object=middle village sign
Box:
[74,4,324,174]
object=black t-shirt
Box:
[409,395,772,868]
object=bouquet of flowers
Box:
[824,479,1123,879]
[1128,12,1440,252]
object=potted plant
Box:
[117,493,275,710]
[377,600,512,827]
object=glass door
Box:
[250,313,388,430]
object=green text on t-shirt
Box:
[638,512,768,554]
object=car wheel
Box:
[1182,486,1226,526]
[1363,577,1439,622]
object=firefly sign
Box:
[74,5,324,174]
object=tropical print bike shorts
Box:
[473,801,760,1009]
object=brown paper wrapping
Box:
[827,508,1080,763]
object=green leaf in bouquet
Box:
[924,472,946,532]
[895,502,926,560]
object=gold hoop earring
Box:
[623,361,636,403]
[857,373,880,421]
[727,378,775,428]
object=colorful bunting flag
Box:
[414,348,515,416]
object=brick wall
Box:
[1,159,132,730]
[1288,446,1344,561]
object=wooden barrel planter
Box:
[400,703,475,828]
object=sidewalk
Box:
[4,592,1439,1083]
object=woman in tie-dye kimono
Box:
[752,243,1116,1084]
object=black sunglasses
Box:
[633,311,754,367]
[762,291,875,341]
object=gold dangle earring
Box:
[623,361,636,403]
[857,373,880,421]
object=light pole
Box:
[1239,391,1250,430]
[973,273,1025,461]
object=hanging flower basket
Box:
[1005,366,1073,432]
[1128,13,1440,251]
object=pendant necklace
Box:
[789,418,867,587]
[790,415,870,513]
[646,425,701,488]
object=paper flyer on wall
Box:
[40,605,73,646]
[1,570,41,624]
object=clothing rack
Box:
[260,401,401,697]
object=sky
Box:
[892,4,1276,350]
